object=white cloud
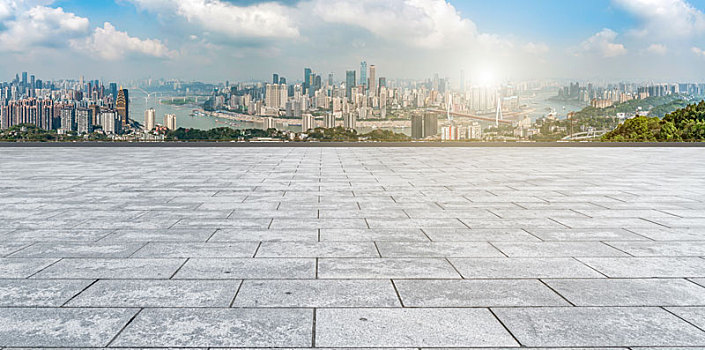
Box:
[71,22,175,60]
[575,29,627,58]
[692,46,705,58]
[311,0,478,49]
[614,0,705,37]
[523,42,549,55]
[0,4,89,51]
[646,43,667,55]
[127,0,299,39]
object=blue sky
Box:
[1,0,705,82]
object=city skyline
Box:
[2,0,705,82]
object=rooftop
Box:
[1,146,705,348]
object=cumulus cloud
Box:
[311,0,478,49]
[614,0,705,37]
[71,22,175,60]
[575,29,627,58]
[127,0,299,39]
[646,43,667,55]
[0,4,89,51]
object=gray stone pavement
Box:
[0,147,704,348]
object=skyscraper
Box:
[302,114,315,132]
[369,65,377,97]
[144,108,155,131]
[116,88,129,125]
[411,113,438,139]
[76,108,92,134]
[360,61,368,89]
[303,68,312,94]
[164,114,176,130]
[345,70,356,100]
[109,83,118,100]
[273,73,279,85]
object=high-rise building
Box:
[302,114,315,132]
[345,70,356,100]
[116,88,129,125]
[263,117,276,130]
[328,73,334,87]
[273,73,279,85]
[411,114,424,139]
[324,114,336,128]
[109,83,118,100]
[21,72,27,86]
[59,108,75,133]
[164,114,176,130]
[379,77,386,89]
[344,112,357,130]
[100,110,121,134]
[411,113,438,139]
[360,61,368,89]
[76,108,93,134]
[144,108,156,131]
[369,65,377,97]
[424,113,438,138]
[304,68,312,94]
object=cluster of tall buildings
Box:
[0,72,132,135]
[558,81,705,107]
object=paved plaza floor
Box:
[0,146,704,348]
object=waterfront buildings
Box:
[116,89,129,124]
[411,113,438,139]
[144,108,156,131]
[164,114,176,130]
[302,114,315,132]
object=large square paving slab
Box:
[111,308,313,347]
[2,147,705,348]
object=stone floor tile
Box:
[0,279,92,306]
[450,257,605,278]
[233,280,400,307]
[421,228,540,242]
[493,307,705,347]
[666,307,705,330]
[578,257,705,278]
[256,242,379,257]
[32,258,184,279]
[605,241,705,256]
[100,229,215,242]
[67,279,241,307]
[0,258,58,278]
[525,228,649,241]
[318,258,461,279]
[491,242,628,257]
[131,242,259,258]
[0,243,29,257]
[315,308,518,347]
[8,243,143,258]
[545,279,705,306]
[209,229,318,242]
[376,241,504,257]
[0,307,137,347]
[320,228,430,242]
[112,308,313,347]
[394,279,569,307]
[174,258,315,279]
